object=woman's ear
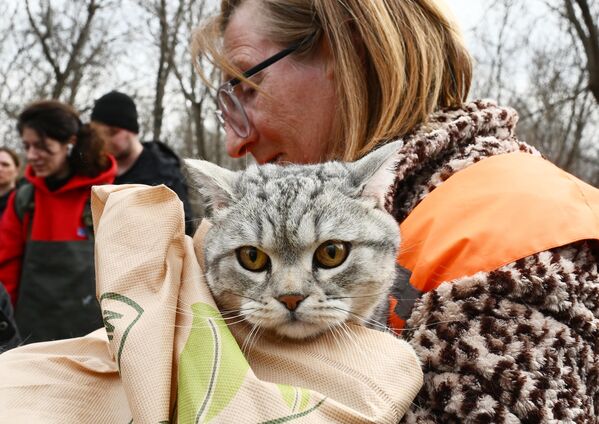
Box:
[321,25,366,81]
[350,23,366,67]
[316,36,336,81]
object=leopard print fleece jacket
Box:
[387,100,599,423]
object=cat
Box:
[185,140,402,340]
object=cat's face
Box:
[186,141,402,339]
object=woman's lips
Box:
[30,164,47,173]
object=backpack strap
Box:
[14,183,35,239]
[81,199,94,240]
[13,182,94,240]
[14,183,35,222]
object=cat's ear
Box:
[184,159,237,210]
[350,140,403,209]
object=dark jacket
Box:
[115,141,194,235]
[0,189,13,218]
[0,283,20,352]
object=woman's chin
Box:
[31,168,50,178]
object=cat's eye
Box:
[314,240,350,269]
[236,246,270,272]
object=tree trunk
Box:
[192,102,206,159]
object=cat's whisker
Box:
[220,311,250,320]
[394,239,425,255]
[162,293,198,311]
[241,320,264,357]
[221,318,252,328]
[338,322,370,360]
[329,323,348,353]
[158,307,192,317]
[240,322,257,353]
[334,323,362,358]
[171,323,235,330]
[397,317,463,332]
[325,323,345,354]
[247,325,265,360]
[339,322,366,352]
[332,324,347,353]
[221,314,253,323]
[326,291,390,300]
[222,291,264,304]
[332,306,388,332]
[220,308,258,318]
[223,317,254,327]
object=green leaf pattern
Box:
[178,303,249,423]
[277,385,311,414]
[178,302,327,423]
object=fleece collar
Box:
[386,99,541,221]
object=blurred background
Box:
[0,0,596,184]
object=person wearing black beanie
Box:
[90,91,140,134]
[90,91,195,235]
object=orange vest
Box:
[388,152,599,333]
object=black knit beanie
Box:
[91,91,139,134]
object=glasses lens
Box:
[217,86,250,138]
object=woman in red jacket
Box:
[0,100,116,343]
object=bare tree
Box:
[138,0,185,141]
[471,0,598,184]
[0,5,30,140]
[168,0,247,170]
[171,0,212,159]
[23,0,115,103]
[563,0,599,104]
[0,1,124,149]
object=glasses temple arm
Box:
[228,34,315,86]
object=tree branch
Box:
[565,0,599,103]
[59,0,99,91]
[25,0,62,83]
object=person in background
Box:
[0,100,116,344]
[0,147,20,217]
[193,0,599,421]
[90,91,195,235]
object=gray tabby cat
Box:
[185,140,402,340]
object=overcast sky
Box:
[444,0,486,49]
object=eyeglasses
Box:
[215,33,315,138]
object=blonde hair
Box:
[193,0,472,161]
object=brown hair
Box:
[0,147,20,169]
[17,100,109,177]
[193,0,472,161]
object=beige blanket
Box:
[0,184,422,423]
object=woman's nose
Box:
[25,148,37,161]
[225,125,257,158]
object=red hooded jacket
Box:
[0,157,116,304]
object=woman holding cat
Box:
[0,100,116,344]
[194,0,599,421]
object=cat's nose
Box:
[277,294,306,311]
